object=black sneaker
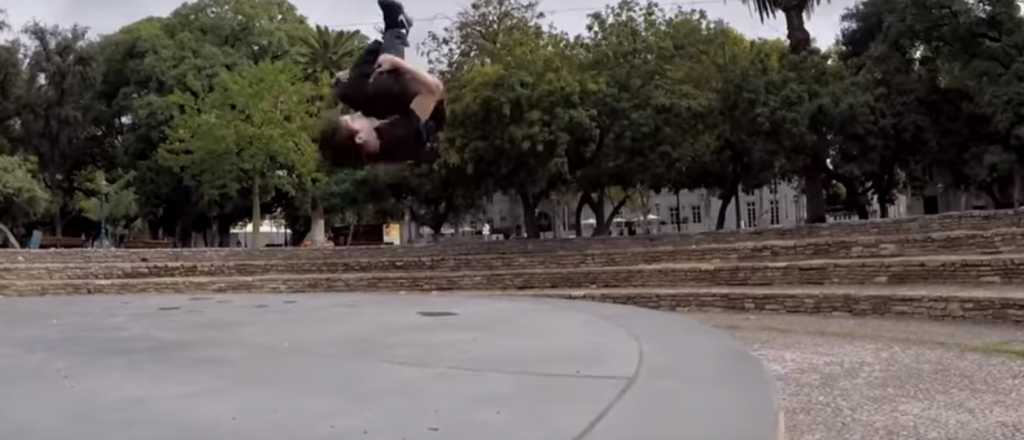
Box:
[379,0,413,32]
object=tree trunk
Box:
[518,191,541,239]
[782,3,812,53]
[305,197,328,247]
[250,178,262,249]
[804,171,827,224]
[591,192,609,237]
[53,207,63,240]
[0,223,20,249]
[878,192,890,219]
[217,217,233,248]
[607,197,629,233]
[716,186,736,231]
[675,191,682,233]
[574,193,587,238]
[346,216,359,246]
[735,183,743,229]
[1014,164,1022,209]
[832,172,870,220]
[984,185,1012,210]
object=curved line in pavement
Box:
[571,312,645,440]
[378,359,631,381]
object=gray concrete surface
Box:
[689,312,1024,440]
[0,294,777,440]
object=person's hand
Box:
[373,54,403,79]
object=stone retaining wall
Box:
[540,291,1024,323]
[4,242,1024,283]
[3,228,1023,269]
[3,256,1021,295]
[3,210,1022,264]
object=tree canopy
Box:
[2,0,1023,246]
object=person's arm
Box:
[374,54,444,121]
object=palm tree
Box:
[296,25,367,246]
[743,1,831,224]
[743,0,828,53]
[296,25,367,81]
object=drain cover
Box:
[418,311,459,318]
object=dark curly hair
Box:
[317,109,364,168]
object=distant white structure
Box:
[231,219,292,248]
[459,180,909,239]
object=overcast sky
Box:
[2,0,859,62]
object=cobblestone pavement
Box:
[686,313,1024,440]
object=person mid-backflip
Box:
[319,0,446,167]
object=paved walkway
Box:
[689,312,1024,440]
[0,294,777,440]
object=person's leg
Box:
[378,0,413,38]
[332,0,412,112]
[332,40,381,112]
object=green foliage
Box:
[838,0,1024,209]
[297,25,366,82]
[159,62,318,213]
[445,22,594,238]
[0,155,52,226]
[398,161,484,235]
[74,170,142,242]
[0,36,20,155]
[423,0,547,78]
[18,22,104,234]
[94,1,315,243]
[741,0,828,52]
[163,0,308,65]
[319,168,404,226]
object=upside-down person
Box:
[319,0,446,167]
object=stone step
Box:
[2,255,1022,297]
[3,229,1024,281]
[520,286,1024,324]
[3,284,1021,324]
[3,211,1023,265]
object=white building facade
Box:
[466,180,909,239]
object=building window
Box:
[691,205,703,224]
[669,207,681,226]
[769,200,780,225]
[769,181,779,195]
[744,187,756,196]
[746,201,758,228]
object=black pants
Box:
[333,30,446,131]
[334,29,411,120]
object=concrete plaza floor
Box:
[0,294,778,440]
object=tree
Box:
[95,0,311,244]
[424,0,546,78]
[316,168,404,245]
[159,62,318,249]
[399,161,483,238]
[19,22,103,238]
[0,155,52,248]
[444,28,595,239]
[569,0,671,237]
[837,0,1024,210]
[428,0,595,239]
[294,26,367,246]
[0,11,21,155]
[297,25,366,82]
[74,170,141,247]
[743,0,828,53]
[162,0,308,65]
[678,26,788,230]
[739,0,831,224]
